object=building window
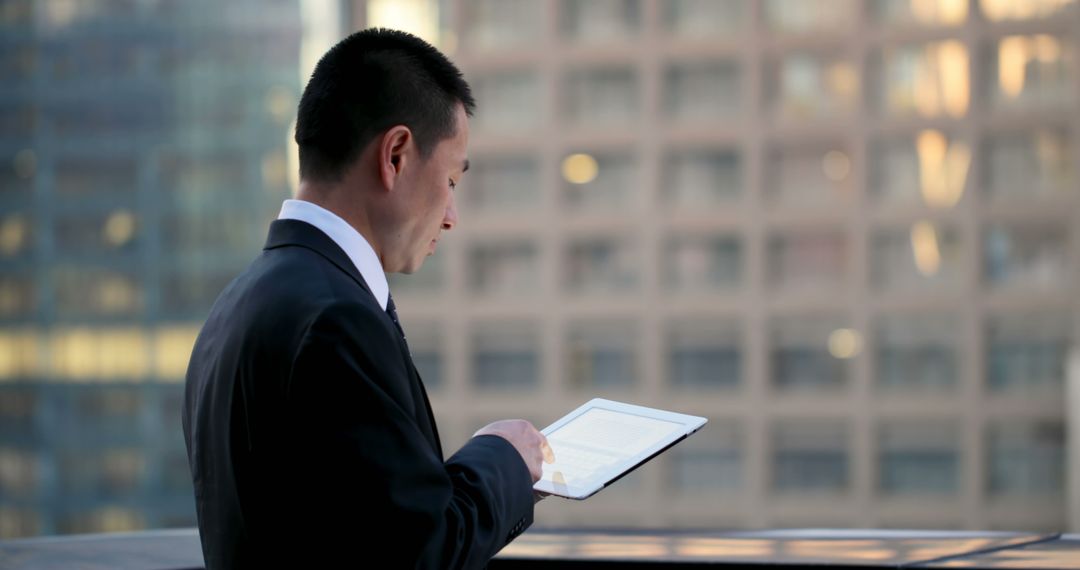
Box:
[668,422,741,494]
[470,70,541,132]
[54,208,140,255]
[983,224,1070,289]
[767,53,858,120]
[770,317,851,391]
[465,156,539,212]
[462,0,543,50]
[0,274,35,319]
[160,268,235,316]
[387,249,444,294]
[471,322,538,390]
[662,0,745,38]
[561,0,640,43]
[766,144,852,206]
[870,225,963,291]
[870,131,971,206]
[875,315,959,392]
[469,240,538,295]
[664,61,740,121]
[405,323,443,391]
[987,422,1064,496]
[764,0,855,32]
[985,314,1069,394]
[562,67,639,125]
[160,152,246,197]
[983,130,1074,200]
[772,421,849,493]
[767,231,847,291]
[54,156,138,194]
[666,320,741,390]
[57,506,144,535]
[566,322,637,391]
[161,208,256,254]
[663,234,741,292]
[979,0,1077,21]
[53,268,143,318]
[0,448,38,495]
[564,235,638,293]
[872,42,970,118]
[663,149,741,207]
[870,0,968,26]
[562,152,638,211]
[982,35,1074,111]
[879,422,959,494]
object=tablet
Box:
[533,398,707,500]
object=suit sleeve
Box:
[281,300,534,569]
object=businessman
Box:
[182,28,551,569]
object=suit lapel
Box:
[264,219,443,456]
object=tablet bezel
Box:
[533,398,708,500]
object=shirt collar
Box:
[277,199,389,311]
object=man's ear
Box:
[378,125,413,191]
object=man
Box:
[182,28,551,569]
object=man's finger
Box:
[540,436,555,464]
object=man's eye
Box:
[449,179,457,190]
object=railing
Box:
[1,528,1077,569]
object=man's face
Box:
[392,104,468,274]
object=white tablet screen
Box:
[540,408,684,490]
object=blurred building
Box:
[0,0,309,537]
[0,0,1075,542]
[358,0,1080,532]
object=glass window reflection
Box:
[875,315,959,391]
[983,35,1074,110]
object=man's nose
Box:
[442,194,458,231]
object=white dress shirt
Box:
[277,199,389,311]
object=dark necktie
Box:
[386,293,407,343]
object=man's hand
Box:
[474,419,555,483]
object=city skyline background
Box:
[0,0,1077,538]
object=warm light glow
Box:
[674,538,773,557]
[999,35,1065,99]
[999,36,1028,98]
[96,507,142,533]
[821,150,851,182]
[367,0,441,47]
[264,85,293,124]
[0,330,39,380]
[909,41,969,117]
[917,130,969,208]
[154,326,200,381]
[1033,34,1062,62]
[262,152,288,189]
[103,210,136,247]
[937,40,969,116]
[939,0,969,23]
[50,328,149,381]
[943,141,971,205]
[577,542,671,558]
[910,221,942,276]
[911,0,968,24]
[828,328,863,359]
[562,153,599,185]
[826,62,859,100]
[97,275,139,313]
[980,0,1075,22]
[0,216,26,256]
[286,119,299,196]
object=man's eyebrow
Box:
[462,159,470,173]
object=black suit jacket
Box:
[182,219,534,569]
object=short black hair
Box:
[294,28,475,183]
